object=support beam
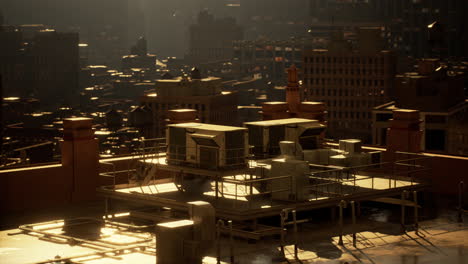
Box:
[401,191,408,232]
[338,200,346,246]
[413,191,418,234]
[459,181,464,223]
[351,201,357,247]
[292,210,298,260]
[228,220,234,264]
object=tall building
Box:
[2,0,131,67]
[122,37,157,70]
[374,0,468,58]
[0,25,79,108]
[186,11,243,64]
[239,0,310,40]
[309,0,381,24]
[373,59,468,156]
[302,28,396,142]
[140,68,239,137]
[143,0,229,58]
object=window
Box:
[376,113,392,122]
[425,115,446,124]
[426,129,446,151]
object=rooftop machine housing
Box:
[166,123,248,170]
[244,118,326,158]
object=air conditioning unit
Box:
[244,118,326,158]
[167,123,248,169]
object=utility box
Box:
[166,123,248,169]
[244,118,326,158]
[339,139,362,154]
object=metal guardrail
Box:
[306,154,433,200]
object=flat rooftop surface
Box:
[244,118,318,127]
[1,209,466,264]
[168,122,247,132]
[105,167,425,221]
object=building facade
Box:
[374,0,468,58]
[0,25,79,108]
[186,11,243,64]
[140,69,239,137]
[303,28,396,142]
[233,37,313,82]
[373,59,468,156]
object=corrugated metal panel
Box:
[199,146,218,169]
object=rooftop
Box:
[168,122,247,132]
[244,118,319,126]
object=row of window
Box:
[304,78,386,87]
[304,67,386,75]
[153,102,207,111]
[328,111,372,120]
[317,98,383,109]
[329,120,372,130]
[307,88,386,97]
[304,56,386,65]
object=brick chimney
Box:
[385,109,423,160]
[298,102,326,123]
[61,118,99,202]
[261,102,290,120]
[166,109,199,124]
[286,65,301,115]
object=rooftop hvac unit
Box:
[244,118,326,158]
[166,123,248,169]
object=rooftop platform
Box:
[98,154,431,221]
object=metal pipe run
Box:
[30,244,153,264]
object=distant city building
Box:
[309,0,468,58]
[122,37,157,70]
[239,0,310,40]
[309,0,382,24]
[303,28,397,143]
[143,0,234,58]
[374,0,468,58]
[233,37,313,82]
[140,68,239,137]
[186,11,243,64]
[373,59,468,156]
[0,25,79,108]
